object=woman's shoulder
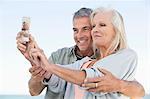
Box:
[80,57,92,64]
[116,48,137,57]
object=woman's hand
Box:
[29,48,50,71]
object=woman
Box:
[30,7,137,99]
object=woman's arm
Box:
[47,64,86,85]
[30,48,87,86]
[30,48,140,97]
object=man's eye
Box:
[100,23,106,26]
[84,28,90,31]
[73,28,78,33]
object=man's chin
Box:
[78,47,88,51]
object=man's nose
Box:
[77,30,84,37]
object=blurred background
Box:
[0,0,149,98]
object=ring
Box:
[95,83,98,88]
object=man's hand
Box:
[82,68,120,93]
[29,66,47,82]
[28,65,50,96]
[16,32,39,65]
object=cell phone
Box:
[22,17,30,31]
[21,17,30,44]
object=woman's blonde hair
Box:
[91,7,128,55]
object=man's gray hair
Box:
[73,7,93,20]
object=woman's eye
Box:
[92,25,95,28]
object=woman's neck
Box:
[99,48,107,59]
[98,46,110,59]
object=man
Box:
[16,8,145,99]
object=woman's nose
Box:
[92,26,98,33]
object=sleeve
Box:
[42,51,66,93]
[42,51,59,86]
[42,57,89,93]
[82,49,138,96]
[48,51,59,64]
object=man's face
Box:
[73,17,93,51]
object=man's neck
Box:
[76,47,94,57]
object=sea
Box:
[0,95,44,99]
[0,95,150,99]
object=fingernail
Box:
[82,84,85,87]
[84,79,87,83]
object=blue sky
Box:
[0,0,150,95]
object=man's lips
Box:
[77,39,87,45]
[78,40,86,43]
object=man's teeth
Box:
[79,40,86,43]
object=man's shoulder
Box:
[49,46,76,64]
[51,46,75,55]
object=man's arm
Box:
[16,33,49,95]
[82,68,145,97]
[28,66,47,96]
[119,80,145,98]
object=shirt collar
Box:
[68,45,97,60]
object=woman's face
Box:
[91,11,116,49]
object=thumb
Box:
[98,68,110,75]
[29,34,39,48]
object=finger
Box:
[17,42,26,49]
[82,83,97,89]
[16,38,23,43]
[17,46,26,53]
[30,56,39,66]
[29,66,39,73]
[92,86,108,93]
[29,35,39,48]
[44,72,52,79]
[29,48,40,55]
[29,58,40,67]
[87,87,100,92]
[31,51,40,60]
[84,77,102,83]
[16,32,23,40]
[29,48,37,59]
[29,59,38,66]
[98,68,111,75]
[29,34,34,41]
[32,67,43,76]
[16,31,26,40]
[87,84,104,92]
[29,67,34,73]
[33,41,40,49]
[17,45,26,51]
[16,34,20,40]
[30,49,42,60]
[39,70,46,76]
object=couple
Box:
[17,7,145,99]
